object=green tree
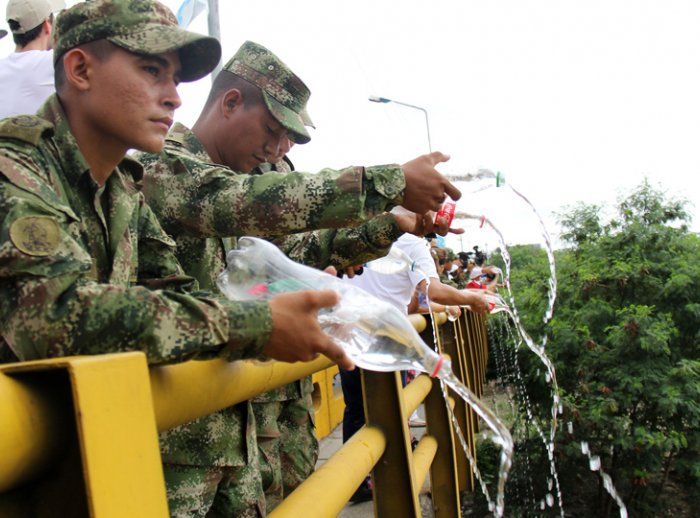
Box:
[505,180,700,515]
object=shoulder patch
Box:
[0,116,54,146]
[9,216,61,256]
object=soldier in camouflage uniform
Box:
[137,40,462,516]
[0,4,359,517]
[440,247,459,288]
[252,152,445,510]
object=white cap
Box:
[6,0,64,34]
[469,266,483,280]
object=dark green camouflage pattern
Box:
[254,388,317,512]
[223,41,312,144]
[163,460,264,517]
[0,96,270,365]
[251,158,398,510]
[137,122,405,513]
[440,272,458,288]
[137,122,406,290]
[53,0,221,82]
[274,212,401,271]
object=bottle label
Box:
[435,200,456,227]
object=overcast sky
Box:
[3,0,699,253]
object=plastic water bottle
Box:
[216,238,515,517]
[218,237,449,377]
[446,169,506,192]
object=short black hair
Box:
[8,13,52,48]
[203,70,263,111]
[473,246,487,266]
[54,39,119,93]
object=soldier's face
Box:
[86,47,182,154]
[221,101,289,173]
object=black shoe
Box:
[350,484,373,503]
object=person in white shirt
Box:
[346,233,491,315]
[0,0,64,119]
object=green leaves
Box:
[504,180,699,513]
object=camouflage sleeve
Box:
[141,150,406,239]
[272,212,403,270]
[0,186,271,365]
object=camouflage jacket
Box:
[440,272,459,289]
[136,122,406,291]
[138,124,405,464]
[252,164,404,403]
[252,158,403,272]
[0,96,271,365]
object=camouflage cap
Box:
[300,108,315,129]
[445,248,457,261]
[224,40,313,144]
[52,0,221,83]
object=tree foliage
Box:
[502,180,700,515]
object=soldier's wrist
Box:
[367,212,403,247]
[220,300,272,360]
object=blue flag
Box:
[176,0,208,28]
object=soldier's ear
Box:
[62,48,92,92]
[222,89,243,117]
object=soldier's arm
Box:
[0,188,271,364]
[136,203,353,368]
[141,150,405,239]
[273,213,403,270]
[140,150,459,239]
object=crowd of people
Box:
[0,1,500,516]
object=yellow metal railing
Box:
[0,310,489,517]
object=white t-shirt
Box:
[0,50,55,119]
[343,234,438,314]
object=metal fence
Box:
[0,310,488,517]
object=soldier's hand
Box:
[391,206,432,236]
[342,265,364,279]
[391,206,465,237]
[265,290,355,370]
[433,213,465,236]
[401,152,462,213]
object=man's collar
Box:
[166,121,212,162]
[37,95,144,185]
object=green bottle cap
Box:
[496,171,505,187]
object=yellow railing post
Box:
[442,316,475,493]
[363,369,422,517]
[0,353,168,517]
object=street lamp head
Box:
[368,95,391,103]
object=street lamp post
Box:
[368,95,432,153]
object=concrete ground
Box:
[316,405,434,517]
